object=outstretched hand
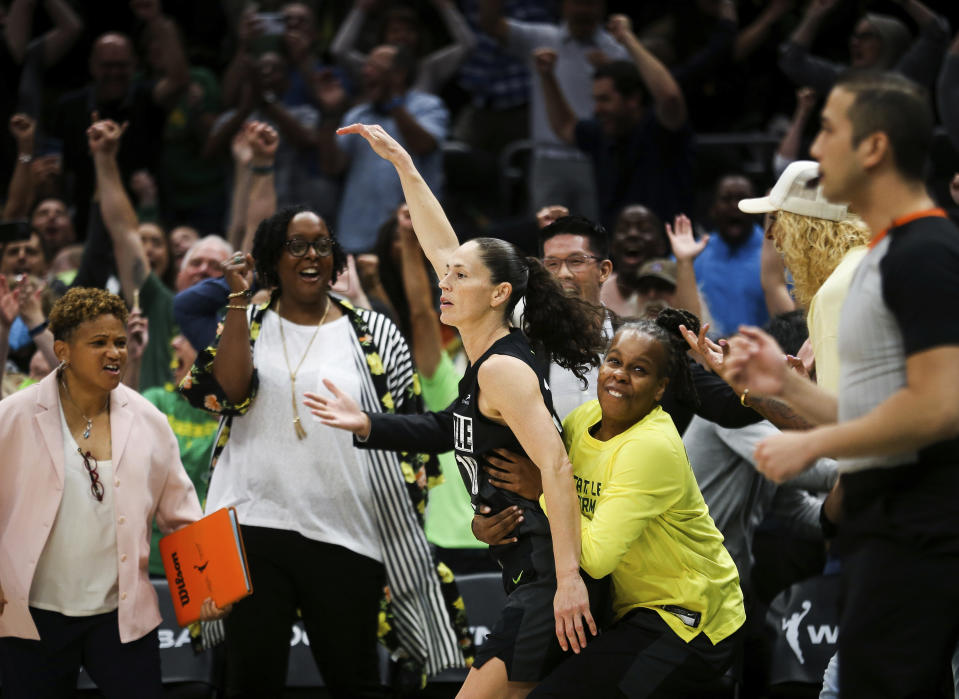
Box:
[336,123,411,168]
[666,214,708,262]
[303,379,371,437]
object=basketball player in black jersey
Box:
[305,123,607,698]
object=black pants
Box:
[529,608,741,698]
[222,525,387,699]
[837,465,959,698]
[0,608,161,698]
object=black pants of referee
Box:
[837,464,959,698]
[222,525,387,698]
[0,608,161,698]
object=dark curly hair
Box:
[472,237,604,382]
[252,205,347,292]
[49,287,128,342]
[614,308,700,411]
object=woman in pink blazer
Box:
[0,287,223,698]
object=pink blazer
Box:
[0,371,203,642]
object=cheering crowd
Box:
[0,0,958,697]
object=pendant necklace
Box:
[60,373,109,439]
[277,296,330,439]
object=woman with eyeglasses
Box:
[0,287,225,697]
[178,205,469,697]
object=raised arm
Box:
[733,0,792,62]
[417,0,479,90]
[88,119,148,307]
[329,2,370,79]
[396,213,443,377]
[532,48,576,145]
[479,355,596,653]
[760,234,797,315]
[0,276,17,392]
[755,345,959,482]
[775,87,818,173]
[2,114,36,220]
[607,14,686,131]
[131,0,189,109]
[210,252,255,404]
[478,0,509,44]
[664,214,706,319]
[225,123,254,251]
[242,122,279,253]
[336,123,458,276]
[4,0,81,65]
[937,32,959,151]
[724,325,838,426]
[38,0,84,67]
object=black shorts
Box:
[475,530,562,682]
[529,608,740,699]
[475,530,611,682]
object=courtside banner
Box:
[159,507,253,626]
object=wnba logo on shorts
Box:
[454,413,473,453]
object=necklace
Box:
[59,372,110,439]
[277,296,331,439]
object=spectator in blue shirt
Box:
[318,44,448,254]
[693,174,768,336]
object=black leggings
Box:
[530,608,741,698]
[0,608,161,698]
[222,525,386,698]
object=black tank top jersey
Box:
[452,329,563,524]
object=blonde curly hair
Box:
[771,211,870,308]
[49,287,128,341]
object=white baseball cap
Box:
[738,161,850,222]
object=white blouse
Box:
[30,402,119,615]
[205,312,382,563]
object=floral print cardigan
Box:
[179,293,473,680]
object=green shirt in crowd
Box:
[144,384,219,575]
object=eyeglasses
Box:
[78,448,104,502]
[283,238,334,258]
[543,254,601,273]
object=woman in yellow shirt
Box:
[482,309,745,697]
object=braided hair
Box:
[614,307,700,410]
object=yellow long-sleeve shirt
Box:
[563,401,745,644]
